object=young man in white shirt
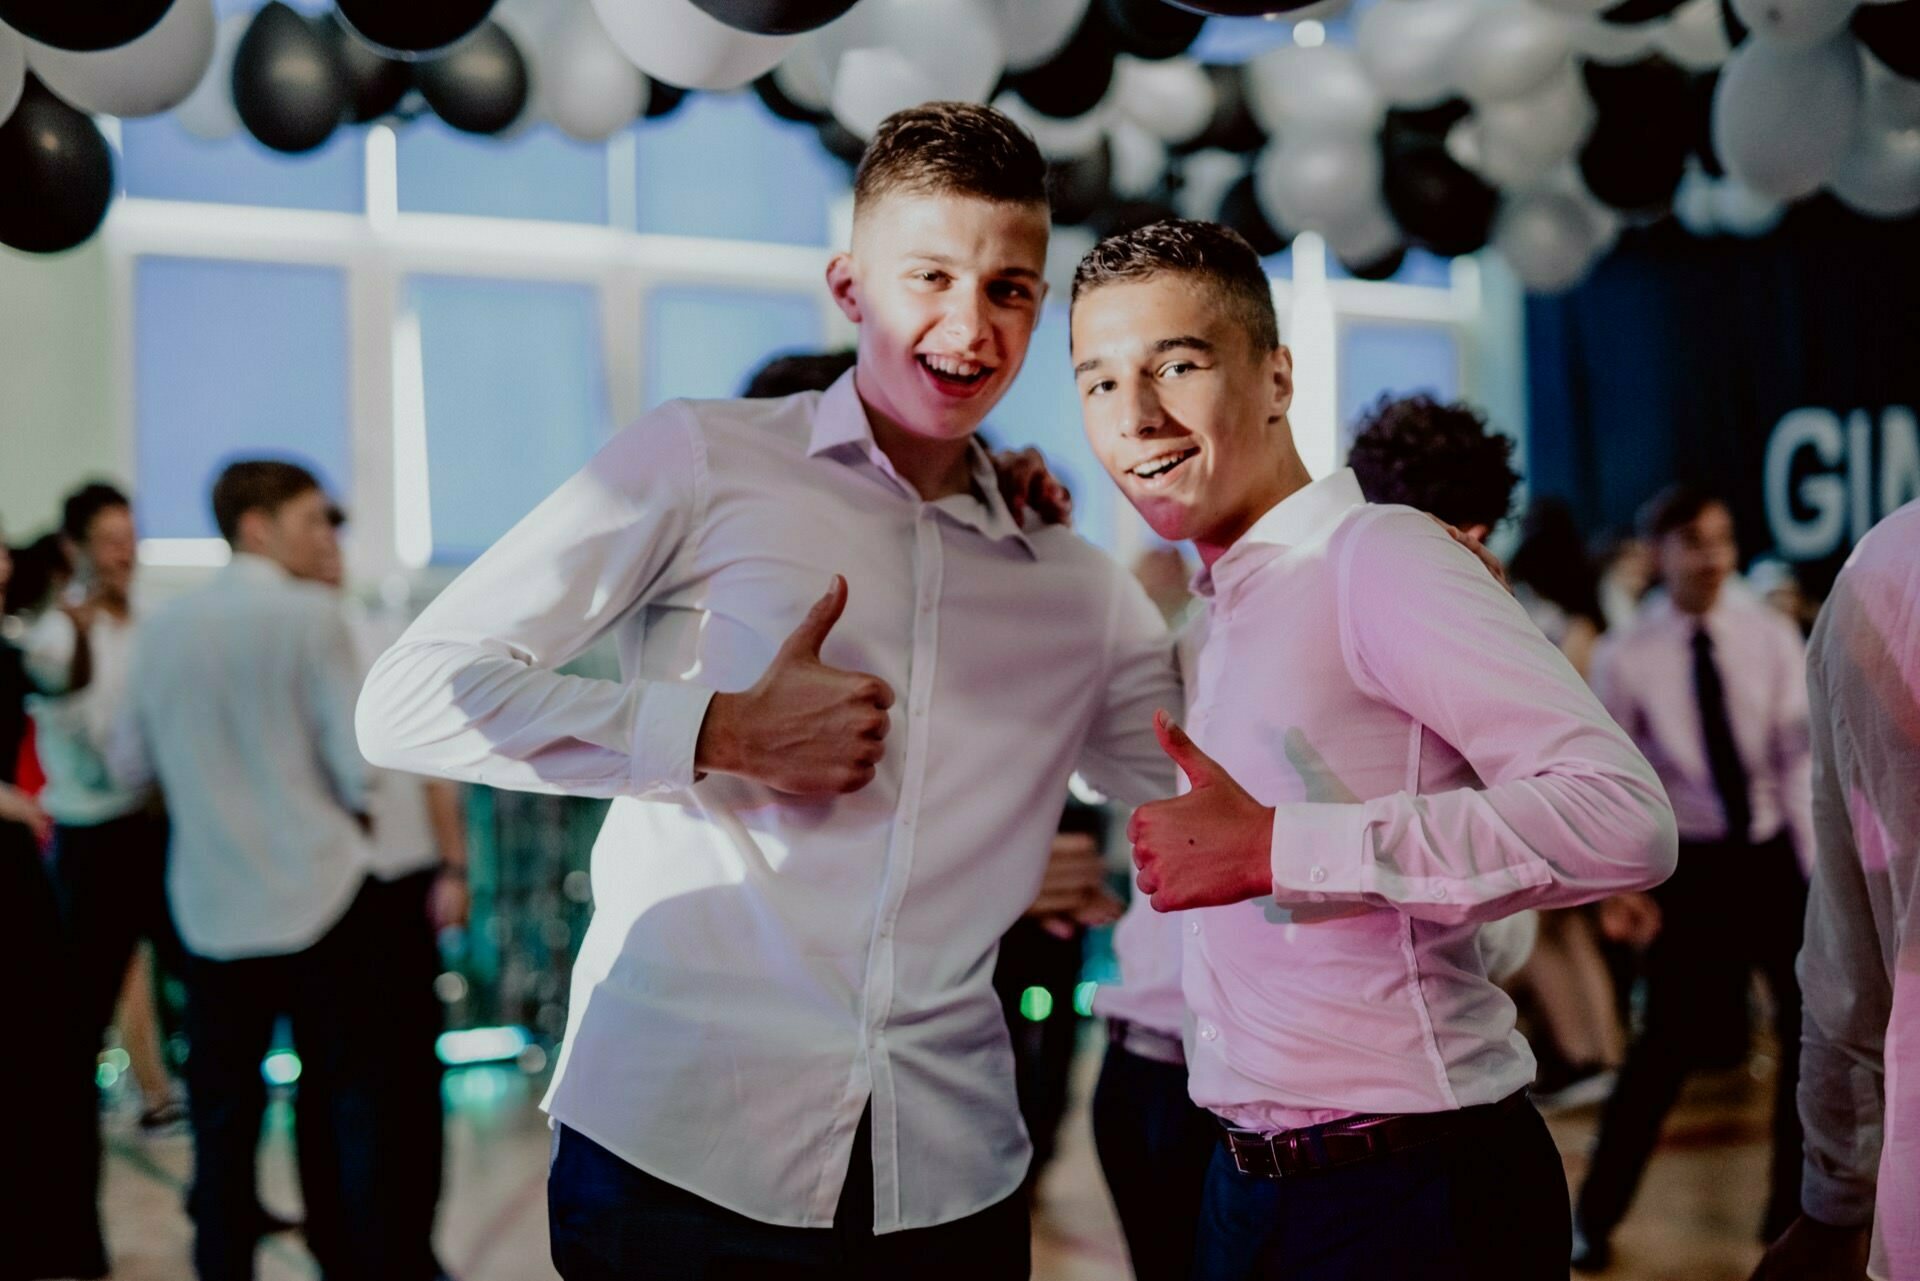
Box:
[1067,219,1678,1280]
[357,103,1180,1278]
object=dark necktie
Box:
[1691,626,1752,846]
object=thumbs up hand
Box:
[1127,711,1276,912]
[695,575,896,796]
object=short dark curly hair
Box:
[1347,394,1520,532]
[1071,219,1279,354]
[853,102,1048,217]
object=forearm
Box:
[424,780,467,871]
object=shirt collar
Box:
[806,369,1036,559]
[1192,468,1365,598]
[224,552,292,584]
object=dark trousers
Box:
[185,878,439,1281]
[1,835,107,1280]
[1092,1041,1217,1281]
[549,1107,1032,1280]
[1575,835,1807,1243]
[1194,1096,1570,1281]
[992,918,1085,1178]
[51,809,183,1048]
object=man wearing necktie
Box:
[1572,485,1815,1271]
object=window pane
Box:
[1337,322,1461,457]
[134,258,351,538]
[120,117,365,213]
[633,92,848,245]
[398,120,609,224]
[643,287,826,406]
[407,277,609,562]
[984,305,1118,553]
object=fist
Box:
[696,576,896,796]
[1128,712,1275,912]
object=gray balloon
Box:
[232,3,348,154]
[1711,34,1861,200]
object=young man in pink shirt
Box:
[1068,219,1679,1280]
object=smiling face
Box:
[1072,272,1295,555]
[828,191,1050,444]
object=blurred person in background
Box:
[1345,392,1520,547]
[1594,531,1654,635]
[1573,485,1815,1270]
[23,484,188,1132]
[1509,497,1607,678]
[1,523,108,1281]
[1751,497,1919,1281]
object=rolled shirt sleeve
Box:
[1267,508,1678,923]
[356,403,714,799]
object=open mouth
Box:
[917,353,993,390]
[1128,447,1199,483]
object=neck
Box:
[1194,433,1315,569]
[1674,589,1719,618]
[855,374,976,502]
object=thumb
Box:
[780,574,848,661]
[1154,709,1220,789]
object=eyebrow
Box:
[1072,335,1216,377]
[906,252,1042,281]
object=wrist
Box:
[1244,806,1277,899]
[694,691,748,777]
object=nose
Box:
[940,289,990,353]
[1120,377,1166,440]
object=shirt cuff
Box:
[1799,1157,1877,1229]
[1270,801,1370,901]
[626,681,716,796]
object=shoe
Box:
[1570,1222,1612,1273]
[1535,1066,1618,1114]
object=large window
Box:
[643,286,827,406]
[1337,321,1462,454]
[398,122,610,225]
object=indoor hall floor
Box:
[93,1035,1779,1281]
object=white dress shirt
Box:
[1795,499,1919,1281]
[110,555,373,960]
[24,606,151,826]
[356,373,1180,1232]
[1590,587,1814,863]
[1177,470,1676,1132]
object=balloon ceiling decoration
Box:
[0,0,1912,293]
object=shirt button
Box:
[1309,866,1328,884]
[1188,920,1200,936]
[1199,1023,1218,1041]
[1430,885,1447,901]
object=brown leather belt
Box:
[1219,1089,1531,1179]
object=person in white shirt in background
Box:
[1750,496,1920,1281]
[357,102,1180,1280]
[110,460,425,1281]
[1572,486,1816,1270]
[1069,219,1677,1281]
[315,503,468,1281]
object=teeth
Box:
[1131,448,1197,479]
[923,354,984,378]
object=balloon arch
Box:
[1,0,1915,292]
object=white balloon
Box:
[1672,161,1720,233]
[1655,0,1734,69]
[1286,0,1357,20]
[831,45,928,138]
[1729,0,1856,48]
[1862,47,1920,131]
[1494,189,1604,292]
[1566,17,1658,63]
[1713,35,1862,200]
[770,47,831,113]
[861,0,1005,105]
[1175,148,1250,221]
[29,0,214,118]
[542,2,646,141]
[1356,0,1480,107]
[1452,2,1573,104]
[1325,200,1402,265]
[993,90,1109,159]
[1829,123,1920,217]
[0,22,24,126]
[1475,61,1595,181]
[1526,0,1617,17]
[1711,175,1786,234]
[591,0,795,91]
[1246,44,1385,140]
[172,11,247,140]
[1109,119,1169,198]
[1254,134,1383,236]
[993,0,1090,74]
[1113,56,1214,147]
[781,6,885,107]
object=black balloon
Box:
[1380,135,1499,257]
[233,3,349,155]
[1577,56,1692,211]
[1009,5,1118,119]
[1687,71,1724,177]
[1854,0,1920,80]
[1166,0,1339,12]
[1048,140,1115,226]
[0,76,114,253]
[753,72,826,124]
[1091,198,1181,238]
[817,119,867,168]
[1173,64,1268,155]
[691,0,862,36]
[0,0,171,52]
[1216,172,1289,257]
[1342,245,1407,281]
[1600,0,1688,25]
[321,13,412,124]
[645,78,689,119]
[1102,0,1205,60]
[1719,0,1748,45]
[416,21,527,135]
[336,0,497,58]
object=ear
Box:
[826,252,862,326]
[1266,344,1295,423]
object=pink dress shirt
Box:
[1178,470,1677,1132]
[1589,588,1814,864]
